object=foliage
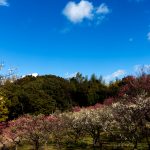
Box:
[1,73,110,119]
[0,64,12,122]
[0,93,9,122]
[1,75,73,119]
[118,75,150,99]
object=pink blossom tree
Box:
[8,115,49,150]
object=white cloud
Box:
[65,72,78,78]
[111,70,126,78]
[63,1,110,24]
[104,70,126,83]
[63,0,93,23]
[22,73,38,78]
[32,73,38,77]
[0,0,9,6]
[96,3,110,14]
[147,32,150,41]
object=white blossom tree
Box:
[78,106,114,148]
[61,111,86,144]
[112,94,150,149]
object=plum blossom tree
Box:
[112,94,150,149]
[3,126,20,150]
[112,102,142,149]
[49,115,66,149]
[61,111,86,144]
[134,94,150,149]
[0,122,8,149]
[41,115,61,149]
[9,115,49,150]
[78,106,113,149]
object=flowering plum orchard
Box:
[0,94,150,150]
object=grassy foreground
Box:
[17,143,149,150]
[16,136,149,150]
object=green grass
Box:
[9,135,150,150]
[16,142,149,150]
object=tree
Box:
[2,75,73,119]
[3,121,21,150]
[77,106,113,149]
[112,94,150,149]
[118,75,150,99]
[134,94,150,149]
[0,93,9,122]
[10,115,49,150]
[74,72,85,83]
[61,111,86,144]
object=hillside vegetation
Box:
[1,72,150,120]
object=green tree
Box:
[0,92,9,122]
[0,64,10,122]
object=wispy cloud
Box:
[96,3,110,15]
[134,64,150,72]
[0,0,9,6]
[147,32,150,41]
[104,70,126,83]
[63,1,110,24]
[60,27,71,34]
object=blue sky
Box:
[0,0,150,81]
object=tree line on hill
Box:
[0,70,150,121]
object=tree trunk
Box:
[35,141,40,150]
[1,144,7,150]
[56,138,62,150]
[15,144,18,150]
[97,131,102,150]
[92,130,102,149]
[146,135,150,150]
[56,143,62,150]
[148,144,150,150]
[98,140,103,150]
[93,137,98,148]
[133,140,138,150]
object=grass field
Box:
[16,141,149,150]
[17,144,149,150]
